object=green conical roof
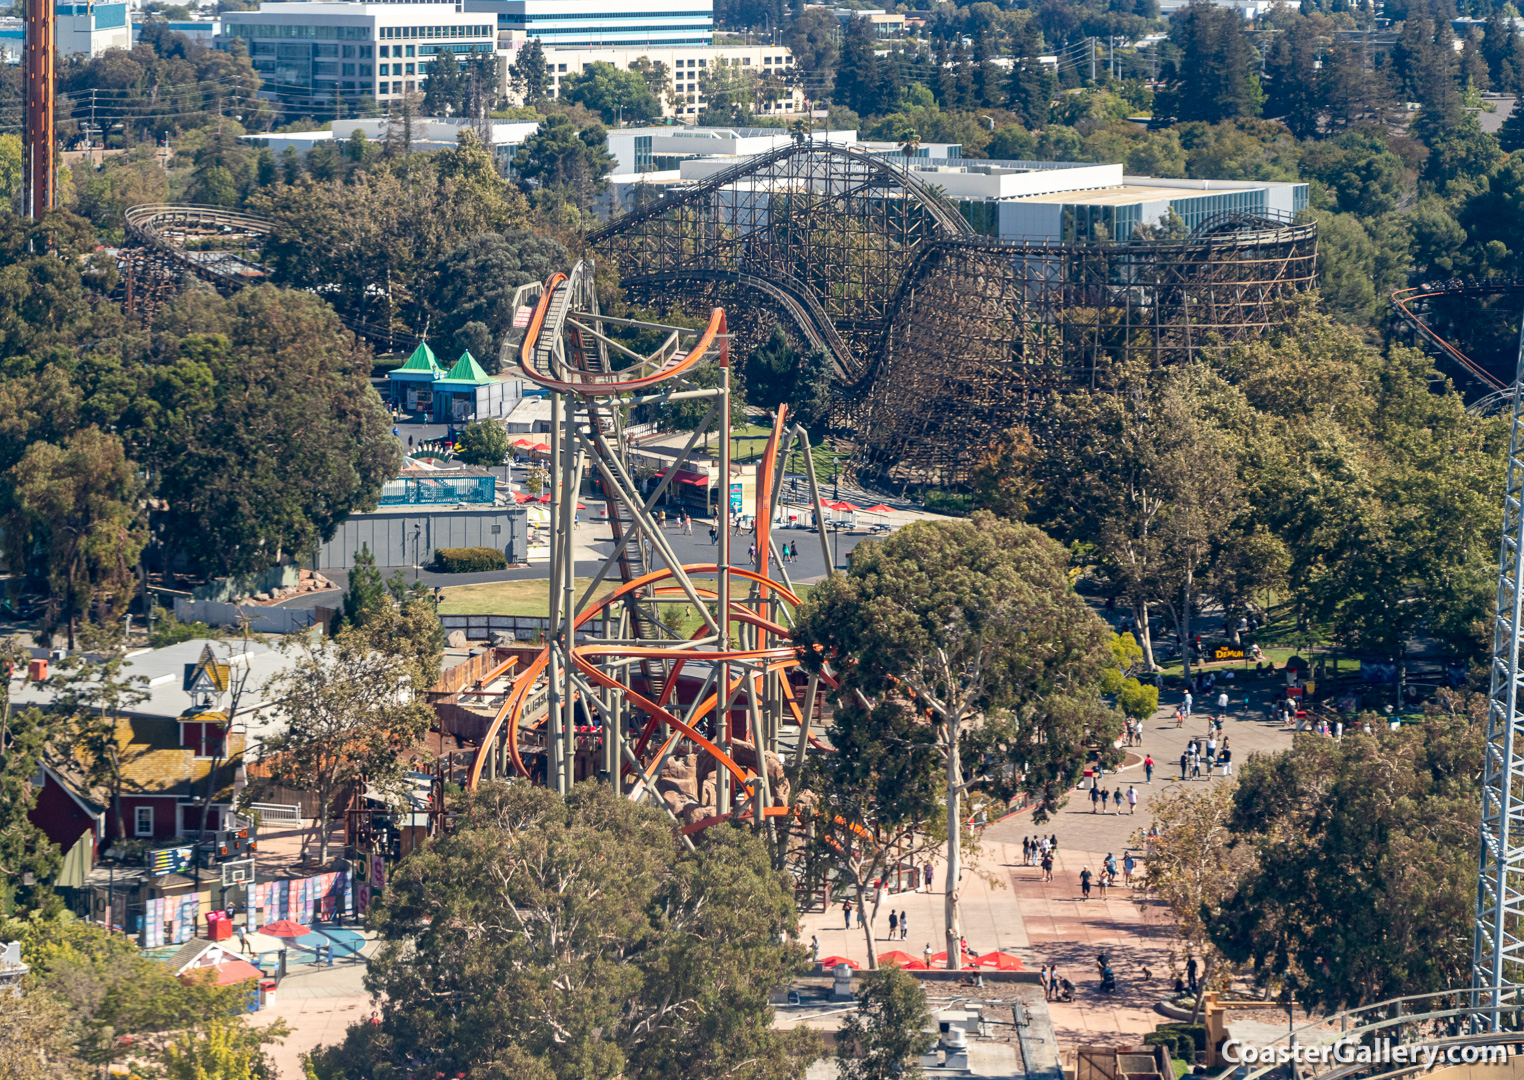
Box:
[397,341,443,374]
[442,350,490,384]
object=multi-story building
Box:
[218,3,495,107]
[503,43,797,120]
[471,0,712,49]
[133,15,220,45]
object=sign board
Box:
[214,826,257,859]
[148,845,193,876]
[1213,646,1246,660]
[730,482,743,515]
[221,858,255,887]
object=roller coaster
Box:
[590,142,1319,486]
[462,260,840,836]
[1390,278,1524,414]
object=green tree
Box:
[1005,26,1056,131]
[254,618,434,863]
[422,48,467,117]
[511,114,616,192]
[128,287,402,579]
[309,782,820,1080]
[562,61,662,125]
[1155,2,1264,123]
[343,544,389,630]
[0,638,63,918]
[836,965,935,1079]
[5,428,147,649]
[699,58,763,126]
[1212,691,1484,1010]
[793,515,1118,967]
[834,17,881,118]
[423,229,570,373]
[968,424,1036,521]
[509,37,552,105]
[454,418,511,466]
[787,346,834,434]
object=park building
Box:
[500,42,800,120]
[242,116,542,170]
[217,2,495,107]
[664,154,1308,242]
[385,340,532,422]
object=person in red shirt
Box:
[1144,754,1154,783]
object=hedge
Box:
[434,547,507,573]
[1145,1024,1207,1062]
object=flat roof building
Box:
[218,3,495,106]
[470,0,712,48]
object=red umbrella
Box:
[878,951,927,970]
[818,955,860,969]
[513,438,533,447]
[577,502,587,510]
[511,491,533,503]
[977,951,1025,971]
[536,493,553,503]
[532,443,551,453]
[260,919,311,939]
[864,504,894,514]
[834,501,861,513]
[927,951,980,969]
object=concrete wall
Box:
[314,507,527,570]
[173,598,333,634]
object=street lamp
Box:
[412,524,422,585]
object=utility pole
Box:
[23,0,54,219]
[1090,37,1096,83]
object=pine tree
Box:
[1155,1,1264,123]
[953,40,976,109]
[835,16,880,117]
[1006,26,1056,130]
[1263,18,1321,138]
[933,37,957,107]
[344,544,389,629]
[788,347,835,434]
[510,38,552,105]
[973,32,1002,109]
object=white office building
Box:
[470,0,712,49]
[245,116,541,167]
[507,43,798,120]
[133,16,220,45]
[218,3,495,106]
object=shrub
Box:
[433,547,507,573]
[921,490,973,517]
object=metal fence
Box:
[439,614,608,641]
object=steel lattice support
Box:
[23,0,53,220]
[1474,312,1524,1024]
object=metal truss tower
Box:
[23,0,54,220]
[465,261,839,837]
[1474,311,1524,1021]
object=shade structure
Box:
[864,504,894,514]
[532,443,551,453]
[511,491,533,503]
[536,493,553,503]
[513,438,534,447]
[833,501,861,512]
[260,919,311,938]
[977,951,1025,971]
[878,951,927,970]
[818,955,859,969]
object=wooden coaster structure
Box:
[465,261,840,836]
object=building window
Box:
[136,806,154,836]
[361,64,372,76]
[406,44,415,56]
[342,63,355,75]
[379,44,388,56]
[405,63,415,74]
[380,63,389,74]
[342,44,355,57]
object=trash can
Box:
[259,978,276,1008]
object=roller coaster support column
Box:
[1475,311,1524,1025]
[717,355,733,817]
[547,378,566,793]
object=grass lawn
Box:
[437,577,815,631]
[437,578,621,616]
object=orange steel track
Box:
[1390,282,1524,392]
[466,286,832,825]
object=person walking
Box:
[1097,872,1109,900]
[1144,754,1154,783]
[1113,786,1124,814]
[1091,785,1101,812]
[900,910,908,941]
[1187,955,1199,992]
[842,900,852,928]
[709,525,718,545]
[1123,852,1136,886]
[1190,752,1202,780]
[924,864,934,891]
[1183,690,1193,717]
[1127,786,1138,814]
[1175,706,1185,728]
[1179,750,1189,780]
[1079,866,1093,901]
[1040,964,1051,1000]
[1100,786,1110,814]
[1217,689,1229,713]
[811,935,820,962]
[888,910,898,939]
[1041,851,1054,881]
[1220,745,1232,776]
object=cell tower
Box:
[23,0,55,219]
[1474,314,1524,1021]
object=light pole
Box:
[412,524,421,585]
